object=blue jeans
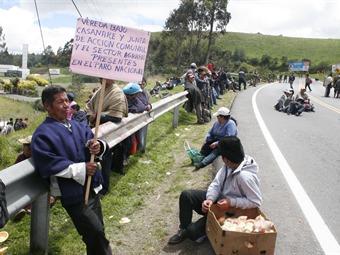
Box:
[137,125,148,153]
[201,148,219,166]
[200,141,220,166]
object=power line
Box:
[71,0,83,18]
[34,0,52,85]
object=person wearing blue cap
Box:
[123,83,152,113]
[137,78,152,153]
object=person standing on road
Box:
[238,70,247,90]
[288,73,295,89]
[334,75,340,98]
[168,136,262,245]
[31,85,112,255]
[323,73,333,97]
[305,73,313,92]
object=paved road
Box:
[233,79,340,255]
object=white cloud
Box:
[1,0,340,55]
[1,0,180,53]
[228,0,340,39]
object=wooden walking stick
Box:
[84,78,106,205]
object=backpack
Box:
[0,179,9,228]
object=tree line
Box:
[0,0,332,76]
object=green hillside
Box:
[216,32,340,64]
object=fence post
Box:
[30,192,50,254]
[172,105,180,128]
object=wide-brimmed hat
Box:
[18,135,32,145]
[213,107,231,117]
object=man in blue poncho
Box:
[31,85,112,255]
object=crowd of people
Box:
[274,88,315,116]
[323,73,340,98]
[0,117,28,135]
[5,61,263,252]
[183,62,252,124]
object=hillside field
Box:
[215,31,340,64]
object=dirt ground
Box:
[109,122,218,255]
[106,92,235,255]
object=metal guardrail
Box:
[0,91,188,254]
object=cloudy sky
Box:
[0,0,339,54]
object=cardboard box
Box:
[206,204,277,255]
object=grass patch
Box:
[217,31,340,65]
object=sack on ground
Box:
[184,141,204,165]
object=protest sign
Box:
[70,18,150,82]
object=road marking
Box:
[252,84,340,255]
[309,95,340,114]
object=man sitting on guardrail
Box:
[168,136,262,245]
[31,85,112,255]
[86,78,128,187]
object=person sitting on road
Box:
[168,136,262,245]
[194,107,237,170]
[274,89,294,112]
[295,88,315,112]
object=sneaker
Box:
[168,229,188,245]
[13,209,26,222]
[194,162,205,171]
[195,235,207,244]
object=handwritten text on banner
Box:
[70,18,150,82]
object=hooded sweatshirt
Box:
[206,155,262,209]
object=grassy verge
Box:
[0,97,45,169]
[0,85,235,254]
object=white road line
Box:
[252,84,340,255]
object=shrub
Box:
[3,81,12,91]
[10,78,20,87]
[18,80,37,91]
[27,74,49,86]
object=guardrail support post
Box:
[172,105,180,128]
[30,192,50,254]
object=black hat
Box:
[218,136,245,164]
[67,92,75,102]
